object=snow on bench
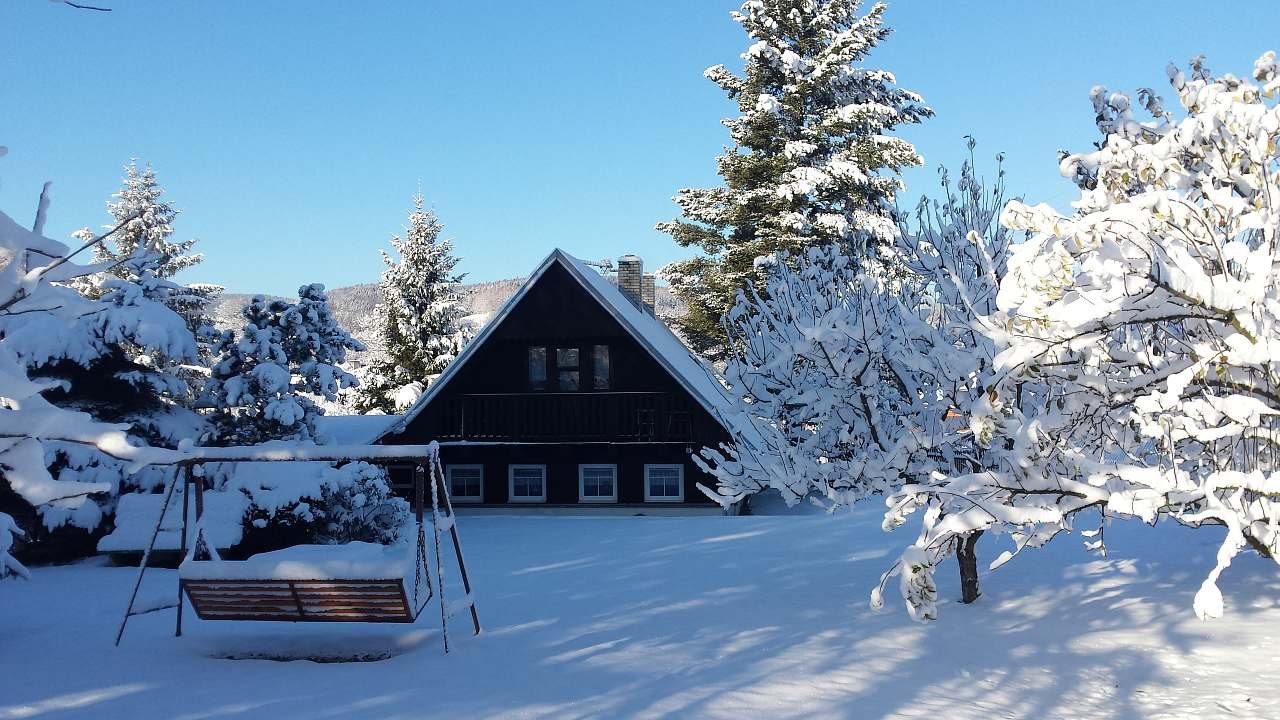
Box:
[98,489,247,553]
[178,543,422,623]
[179,542,413,581]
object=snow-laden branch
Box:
[882,51,1280,622]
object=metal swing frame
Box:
[116,445,481,654]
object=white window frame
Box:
[644,463,684,503]
[578,464,618,503]
[446,464,484,504]
[508,464,547,503]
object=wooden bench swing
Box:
[116,443,480,654]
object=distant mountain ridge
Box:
[211,277,681,355]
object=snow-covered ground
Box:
[2,506,1277,719]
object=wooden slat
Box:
[186,586,404,597]
[182,578,414,623]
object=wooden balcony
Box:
[426,391,698,443]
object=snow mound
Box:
[98,490,247,553]
[179,541,412,581]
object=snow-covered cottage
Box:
[375,250,736,510]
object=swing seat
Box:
[179,542,427,623]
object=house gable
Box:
[378,249,736,443]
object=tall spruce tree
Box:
[355,192,468,414]
[78,160,222,341]
[657,0,931,356]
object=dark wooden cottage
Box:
[375,249,739,510]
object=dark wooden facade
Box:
[380,258,730,507]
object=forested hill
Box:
[211,277,681,353]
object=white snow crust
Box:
[178,541,412,581]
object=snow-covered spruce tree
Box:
[6,190,201,551]
[280,283,366,405]
[25,254,204,544]
[77,160,221,334]
[658,0,931,356]
[75,160,222,400]
[355,192,467,414]
[881,52,1280,622]
[0,169,184,570]
[202,285,363,446]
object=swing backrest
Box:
[182,578,416,623]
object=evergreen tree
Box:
[355,192,468,414]
[0,174,202,544]
[202,285,363,445]
[77,160,222,342]
[657,0,931,356]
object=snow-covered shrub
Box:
[1,511,29,580]
[230,461,408,553]
[882,52,1280,621]
[311,462,410,545]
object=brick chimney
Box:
[641,273,656,313]
[617,254,644,309]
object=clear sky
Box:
[3,1,1278,295]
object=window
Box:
[556,347,579,391]
[592,344,610,390]
[528,346,547,391]
[509,465,546,502]
[387,464,416,494]
[644,464,684,502]
[446,465,483,503]
[578,464,617,503]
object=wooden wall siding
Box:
[385,261,732,452]
[433,443,715,505]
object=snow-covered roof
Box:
[380,248,740,439]
[314,414,401,446]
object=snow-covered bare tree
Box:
[695,244,949,510]
[355,192,467,414]
[880,52,1280,622]
[202,285,362,445]
[879,143,1018,605]
[697,145,1017,608]
[657,0,931,356]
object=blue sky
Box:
[2,1,1278,295]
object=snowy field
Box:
[2,507,1278,720]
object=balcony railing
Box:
[425,391,696,443]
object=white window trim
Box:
[644,463,684,503]
[578,464,618,503]
[508,464,547,503]
[446,464,484,504]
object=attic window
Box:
[557,347,579,391]
[528,346,547,391]
[592,345,610,390]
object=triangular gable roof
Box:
[377,248,740,441]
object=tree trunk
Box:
[957,530,983,604]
